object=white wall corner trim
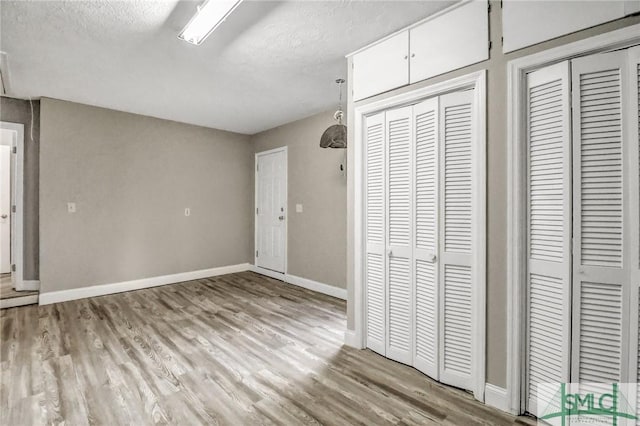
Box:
[38,263,252,305]
[343,329,364,349]
[484,384,512,414]
[506,23,640,416]
[249,265,347,300]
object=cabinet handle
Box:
[411,53,415,58]
[404,55,408,60]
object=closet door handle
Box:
[429,254,437,263]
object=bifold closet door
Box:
[629,45,640,420]
[386,106,414,364]
[365,112,386,356]
[437,90,476,391]
[570,51,632,384]
[525,62,572,416]
[413,97,440,378]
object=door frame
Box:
[506,23,640,415]
[0,121,25,290]
[254,146,288,274]
[352,70,487,401]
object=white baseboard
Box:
[1,294,39,309]
[344,329,364,349]
[39,263,251,305]
[484,383,511,413]
[19,280,40,291]
[249,265,347,300]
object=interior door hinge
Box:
[11,264,16,272]
[256,207,259,214]
[256,250,259,258]
[12,205,16,213]
[488,2,491,13]
[12,146,17,154]
[489,41,493,50]
[256,164,259,172]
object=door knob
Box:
[429,254,437,263]
[387,249,393,258]
[278,216,285,221]
[0,214,6,219]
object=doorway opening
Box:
[0,121,38,308]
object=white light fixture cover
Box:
[178,0,243,45]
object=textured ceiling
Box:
[1,0,456,134]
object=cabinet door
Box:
[409,0,488,84]
[353,32,409,102]
[386,105,414,365]
[365,112,386,356]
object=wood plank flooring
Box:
[1,271,531,425]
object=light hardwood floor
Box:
[0,271,532,425]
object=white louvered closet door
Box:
[628,46,640,424]
[570,51,632,385]
[525,62,572,417]
[437,90,475,391]
[413,97,440,378]
[386,106,414,365]
[365,112,387,356]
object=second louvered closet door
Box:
[523,49,640,417]
[571,51,633,384]
[386,106,414,364]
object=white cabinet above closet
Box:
[351,32,409,105]
[350,0,489,102]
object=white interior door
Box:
[365,112,387,356]
[0,145,10,274]
[386,105,414,365]
[413,97,440,378]
[570,50,631,384]
[437,89,476,391]
[255,148,287,273]
[524,61,572,416]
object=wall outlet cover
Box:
[296,204,303,213]
[67,202,76,213]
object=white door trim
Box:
[0,121,26,291]
[353,70,486,401]
[254,146,288,274]
[506,23,640,415]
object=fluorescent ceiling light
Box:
[178,0,243,45]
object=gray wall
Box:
[251,111,347,289]
[39,98,253,293]
[0,96,39,280]
[345,4,640,388]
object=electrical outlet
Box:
[67,202,76,213]
[296,204,303,213]
[184,208,191,217]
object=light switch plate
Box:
[67,202,76,213]
[296,204,303,213]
